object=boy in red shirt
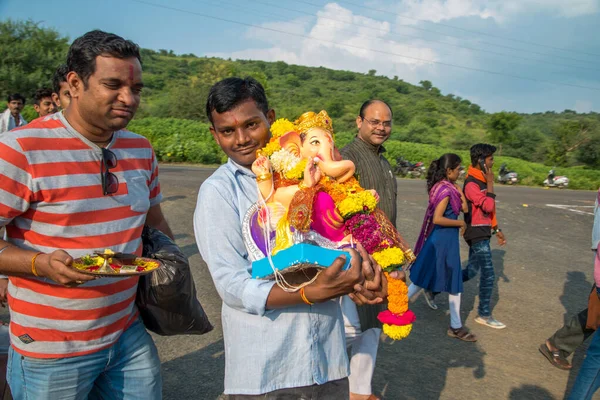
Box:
[463,143,507,329]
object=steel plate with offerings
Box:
[72,249,162,277]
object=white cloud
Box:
[500,0,599,18]
[393,0,599,24]
[397,0,497,24]
[209,2,443,80]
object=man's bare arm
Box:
[146,204,174,240]
[0,240,95,285]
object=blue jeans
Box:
[569,330,600,400]
[7,318,162,400]
[463,240,494,318]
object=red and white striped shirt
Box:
[0,112,162,358]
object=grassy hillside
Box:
[134,50,600,169]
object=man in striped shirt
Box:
[0,30,172,400]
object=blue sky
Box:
[2,0,599,113]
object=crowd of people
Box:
[0,61,71,136]
[0,29,598,400]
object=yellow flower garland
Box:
[284,159,307,180]
[320,176,363,204]
[383,323,413,340]
[260,140,282,157]
[337,191,377,218]
[270,118,296,139]
[372,247,405,270]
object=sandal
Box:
[539,343,571,370]
[447,326,477,342]
[423,290,438,310]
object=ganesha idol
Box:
[242,111,417,340]
[242,110,414,287]
[241,112,350,283]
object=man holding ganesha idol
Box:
[195,77,414,399]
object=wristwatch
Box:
[492,228,502,235]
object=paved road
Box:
[155,165,598,400]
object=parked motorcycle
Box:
[543,169,569,188]
[394,157,426,178]
[497,163,518,185]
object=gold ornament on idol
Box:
[294,110,334,137]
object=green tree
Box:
[285,73,300,87]
[0,20,69,99]
[487,112,522,154]
[395,82,410,94]
[396,121,440,144]
[419,80,433,91]
[576,133,600,167]
[469,103,482,114]
[326,99,345,118]
[392,108,411,126]
[450,131,476,149]
[143,83,211,122]
[417,100,438,112]
[548,119,596,166]
[504,128,546,162]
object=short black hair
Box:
[33,88,53,105]
[7,93,25,104]
[67,30,141,88]
[470,143,497,166]
[359,99,393,118]
[206,77,269,124]
[52,64,69,94]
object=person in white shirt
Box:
[0,93,27,134]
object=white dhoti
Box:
[341,295,381,395]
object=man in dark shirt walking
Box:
[340,100,395,400]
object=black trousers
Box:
[222,378,349,400]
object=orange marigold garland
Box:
[386,272,409,315]
[380,273,414,340]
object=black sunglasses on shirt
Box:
[101,148,119,196]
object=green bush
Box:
[21,105,37,122]
[128,117,224,165]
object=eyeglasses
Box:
[101,148,119,196]
[362,118,392,129]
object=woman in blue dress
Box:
[407,153,476,342]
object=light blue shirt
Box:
[193,159,349,395]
